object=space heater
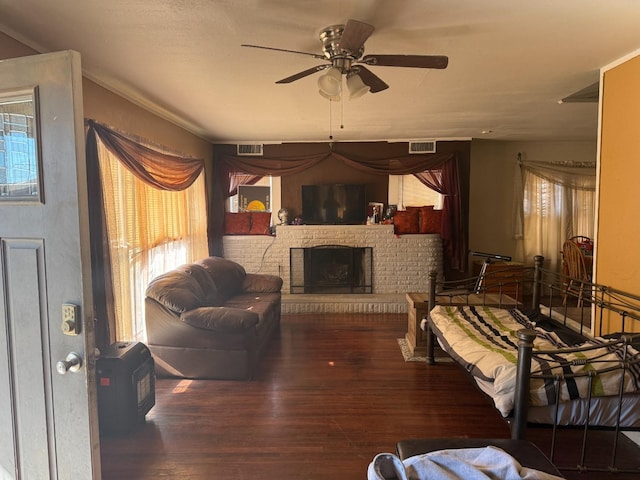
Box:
[97,341,156,435]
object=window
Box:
[389,174,443,209]
[520,163,595,272]
[97,139,208,341]
[0,91,40,200]
[228,176,272,212]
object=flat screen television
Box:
[301,184,367,225]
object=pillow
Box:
[406,205,433,233]
[249,211,272,235]
[393,209,420,235]
[145,269,208,313]
[224,212,251,235]
[421,208,442,234]
[197,257,246,302]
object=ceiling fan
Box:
[242,19,448,100]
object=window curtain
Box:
[229,172,262,196]
[209,148,466,270]
[414,158,465,270]
[513,155,596,271]
[86,120,208,347]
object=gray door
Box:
[0,51,100,478]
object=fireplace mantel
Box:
[223,224,443,313]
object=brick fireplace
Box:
[223,225,443,313]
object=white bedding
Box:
[429,305,640,418]
[368,447,564,480]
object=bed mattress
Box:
[429,304,640,425]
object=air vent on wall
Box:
[237,144,264,156]
[409,140,436,154]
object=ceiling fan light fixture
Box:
[346,71,370,99]
[317,66,342,98]
[318,89,341,101]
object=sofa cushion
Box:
[242,273,283,293]
[181,307,259,332]
[223,292,281,332]
[197,257,247,303]
[176,264,218,303]
[146,266,214,313]
[223,293,281,313]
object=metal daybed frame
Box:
[422,255,640,474]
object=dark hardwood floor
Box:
[100,313,640,479]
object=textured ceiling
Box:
[1,0,639,143]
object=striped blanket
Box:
[429,305,640,417]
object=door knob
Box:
[56,352,83,375]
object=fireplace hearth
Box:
[290,245,373,294]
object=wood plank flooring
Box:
[100,313,640,479]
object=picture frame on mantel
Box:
[367,202,384,223]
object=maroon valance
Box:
[220,150,454,177]
[87,120,204,191]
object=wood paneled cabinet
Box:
[406,293,431,357]
[472,260,526,301]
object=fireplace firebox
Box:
[290,245,373,294]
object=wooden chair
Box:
[569,235,592,244]
[562,240,590,306]
[569,235,593,255]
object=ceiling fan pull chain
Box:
[329,99,333,140]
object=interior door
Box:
[0,51,100,478]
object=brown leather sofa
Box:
[144,257,283,380]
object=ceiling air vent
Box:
[237,144,264,156]
[409,140,436,154]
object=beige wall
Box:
[0,31,38,57]
[82,80,211,162]
[0,32,212,187]
[597,52,640,331]
[469,139,597,265]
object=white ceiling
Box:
[1,0,640,144]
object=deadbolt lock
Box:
[62,303,81,336]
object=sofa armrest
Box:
[181,307,259,333]
[242,273,283,293]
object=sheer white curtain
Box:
[96,139,208,341]
[514,157,596,271]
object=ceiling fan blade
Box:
[338,19,375,54]
[275,65,331,84]
[241,44,325,60]
[354,66,389,93]
[362,54,449,69]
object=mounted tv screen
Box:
[301,184,367,225]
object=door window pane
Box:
[0,89,40,201]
